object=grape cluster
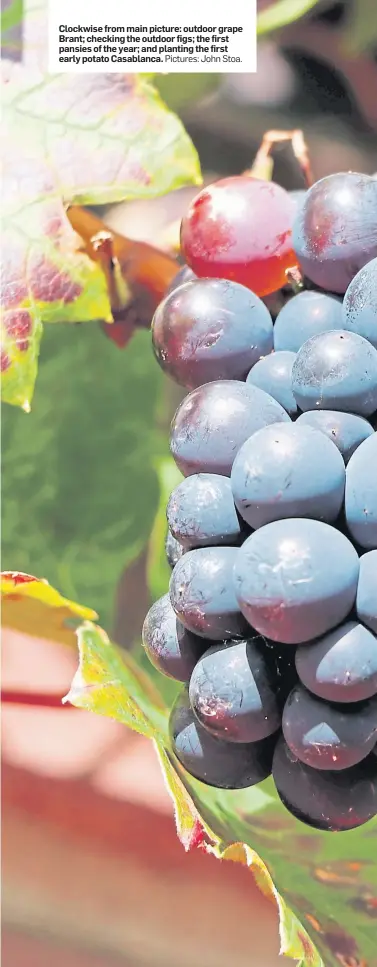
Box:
[143,169,377,832]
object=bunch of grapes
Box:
[142,164,377,833]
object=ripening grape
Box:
[170,380,291,477]
[246,351,297,416]
[189,638,281,743]
[142,593,206,682]
[233,519,359,644]
[295,621,377,703]
[273,290,343,353]
[180,176,297,297]
[169,687,276,788]
[291,330,377,416]
[273,737,377,831]
[292,172,377,293]
[356,551,377,633]
[167,473,243,548]
[296,410,374,464]
[169,545,248,640]
[342,258,377,349]
[152,278,273,388]
[231,423,345,529]
[345,433,377,549]
[282,684,377,770]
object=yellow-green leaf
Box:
[1,570,97,646]
[64,621,166,736]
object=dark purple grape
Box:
[342,258,377,349]
[282,684,377,770]
[274,290,343,353]
[273,736,377,831]
[357,551,377,633]
[169,546,248,640]
[189,638,281,743]
[292,172,377,293]
[170,380,291,477]
[167,473,242,548]
[296,409,374,464]
[246,351,297,416]
[166,265,197,296]
[169,687,276,789]
[296,621,377,703]
[233,519,359,645]
[165,528,186,569]
[231,423,345,529]
[291,330,377,416]
[345,433,377,549]
[152,279,273,388]
[142,594,206,682]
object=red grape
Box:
[180,176,297,297]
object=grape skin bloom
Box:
[152,278,273,389]
[295,621,377,703]
[233,518,360,645]
[170,545,248,640]
[296,410,374,464]
[142,593,205,682]
[282,684,377,771]
[189,638,281,743]
[342,257,377,349]
[345,433,377,549]
[291,330,377,416]
[273,737,377,831]
[274,290,343,353]
[293,172,377,293]
[170,380,291,477]
[246,351,297,416]
[169,687,276,789]
[167,473,242,548]
[231,422,345,529]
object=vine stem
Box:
[1,689,67,709]
[249,129,314,187]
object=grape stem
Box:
[249,129,314,188]
[67,206,178,330]
[285,265,305,292]
[91,231,131,318]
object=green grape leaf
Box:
[1,569,97,647]
[64,621,166,736]
[1,58,201,407]
[65,606,377,967]
[1,325,164,632]
[257,0,321,35]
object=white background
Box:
[49,0,257,73]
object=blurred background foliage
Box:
[2,0,377,692]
